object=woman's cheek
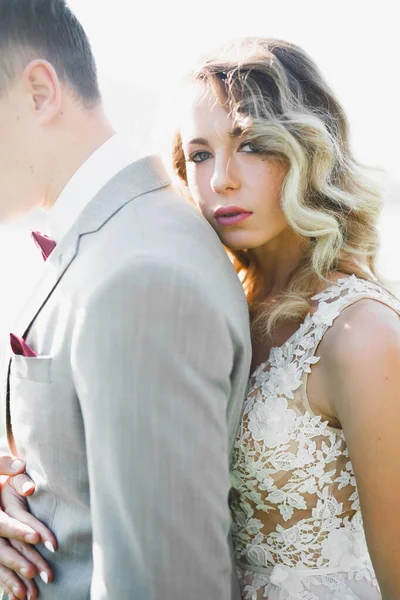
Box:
[188,170,209,208]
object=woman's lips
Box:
[214,206,253,227]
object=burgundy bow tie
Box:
[31,230,56,261]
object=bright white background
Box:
[70,0,400,176]
[0,0,399,332]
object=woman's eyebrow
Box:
[187,137,208,145]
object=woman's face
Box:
[180,84,289,252]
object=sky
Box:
[0,0,399,331]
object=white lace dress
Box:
[230,276,400,600]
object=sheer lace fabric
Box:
[230,276,400,600]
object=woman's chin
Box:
[215,235,245,251]
[216,232,255,252]
[224,242,248,252]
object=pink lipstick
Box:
[214,206,253,227]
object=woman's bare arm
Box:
[318,299,400,599]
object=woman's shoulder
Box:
[318,292,400,385]
[309,291,400,434]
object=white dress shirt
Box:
[46,134,139,244]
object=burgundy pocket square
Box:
[10,333,37,357]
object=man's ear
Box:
[22,59,62,123]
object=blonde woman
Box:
[172,38,400,599]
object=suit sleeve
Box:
[71,258,237,600]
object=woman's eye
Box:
[188,151,212,163]
[239,141,261,153]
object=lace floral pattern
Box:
[238,560,378,600]
[231,276,400,599]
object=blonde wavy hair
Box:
[171,38,383,335]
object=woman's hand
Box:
[0,455,57,600]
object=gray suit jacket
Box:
[1,156,251,599]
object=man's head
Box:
[0,0,104,222]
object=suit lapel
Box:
[12,234,80,339]
[13,154,170,340]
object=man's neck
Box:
[42,106,115,211]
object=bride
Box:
[171,37,400,599]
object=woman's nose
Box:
[211,158,240,194]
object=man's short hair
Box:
[0,0,101,106]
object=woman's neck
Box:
[250,228,306,302]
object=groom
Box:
[0,1,251,599]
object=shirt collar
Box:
[46,134,139,244]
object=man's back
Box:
[6,158,251,599]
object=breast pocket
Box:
[9,355,55,459]
[11,354,53,383]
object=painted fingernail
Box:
[40,571,49,584]
[25,532,38,543]
[10,458,25,473]
[20,566,31,577]
[21,481,35,493]
[12,584,21,595]
[45,540,56,553]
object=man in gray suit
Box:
[0,1,251,599]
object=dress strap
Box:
[264,276,399,407]
[291,276,400,417]
[309,275,400,353]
